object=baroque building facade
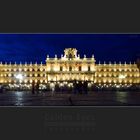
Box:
[0,48,139,89]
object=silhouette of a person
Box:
[83,81,88,94]
[78,81,83,94]
[73,80,77,94]
[36,81,40,94]
[32,80,35,94]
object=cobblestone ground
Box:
[0,91,140,106]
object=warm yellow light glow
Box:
[91,66,95,71]
[119,75,126,79]
[114,69,116,72]
[53,66,59,71]
[0,48,139,88]
[119,80,122,83]
[47,66,51,71]
[119,69,122,72]
[82,66,88,71]
[113,80,116,83]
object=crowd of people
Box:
[73,80,88,94]
[32,81,40,94]
[31,80,89,94]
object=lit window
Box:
[119,74,126,79]
[15,74,23,80]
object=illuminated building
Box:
[0,48,139,89]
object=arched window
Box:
[60,66,63,71]
[79,66,81,71]
[69,66,72,71]
[88,66,90,71]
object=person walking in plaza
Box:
[32,80,35,94]
[83,80,88,94]
[36,81,40,94]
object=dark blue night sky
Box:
[0,34,140,64]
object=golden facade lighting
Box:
[0,48,139,86]
[24,80,27,83]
